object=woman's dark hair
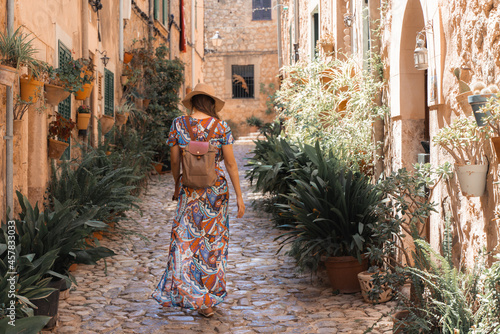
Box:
[191,94,219,119]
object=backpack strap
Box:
[184,116,220,142]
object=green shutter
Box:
[163,0,169,25]
[58,41,72,160]
[104,69,114,116]
[154,0,159,20]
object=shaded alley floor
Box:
[49,134,396,334]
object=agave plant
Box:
[0,27,38,70]
[275,142,382,271]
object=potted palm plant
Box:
[433,117,491,196]
[115,102,134,127]
[47,113,75,159]
[0,27,38,87]
[276,143,382,293]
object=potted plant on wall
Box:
[39,63,71,105]
[468,81,498,126]
[47,113,75,159]
[433,117,491,196]
[57,57,95,99]
[76,104,91,130]
[453,67,473,115]
[115,102,134,127]
[318,32,335,54]
[0,27,38,87]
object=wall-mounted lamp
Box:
[210,31,223,48]
[96,49,110,67]
[414,31,428,70]
[343,13,353,28]
[89,0,103,12]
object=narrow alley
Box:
[50,135,395,334]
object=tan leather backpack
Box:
[181,116,220,189]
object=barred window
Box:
[252,0,271,21]
[232,65,254,99]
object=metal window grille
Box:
[252,0,271,21]
[58,41,72,160]
[232,65,254,99]
[104,69,114,116]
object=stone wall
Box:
[204,0,279,135]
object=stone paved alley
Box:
[49,135,396,334]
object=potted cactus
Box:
[115,102,134,127]
[468,81,498,127]
[453,67,473,115]
[433,117,491,196]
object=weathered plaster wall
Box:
[204,0,279,134]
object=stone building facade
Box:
[279,0,500,266]
[0,0,204,218]
[203,0,279,135]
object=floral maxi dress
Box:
[152,116,235,310]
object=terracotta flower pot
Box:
[120,75,128,86]
[123,51,133,64]
[358,271,392,303]
[455,163,488,197]
[68,263,78,272]
[115,112,129,127]
[48,138,69,159]
[321,43,334,54]
[20,77,44,103]
[143,98,151,109]
[44,83,70,105]
[491,137,500,164]
[75,83,94,100]
[456,91,473,115]
[392,310,410,334]
[77,112,91,130]
[0,64,18,87]
[325,256,368,293]
[153,162,163,174]
[32,280,62,329]
[100,115,115,134]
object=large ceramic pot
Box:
[20,77,44,103]
[44,83,70,105]
[0,64,18,87]
[48,138,69,159]
[325,256,368,293]
[468,93,496,127]
[77,112,91,130]
[358,271,392,303]
[100,115,115,134]
[455,163,488,197]
[32,279,64,329]
[74,83,94,100]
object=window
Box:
[252,0,271,21]
[232,65,254,99]
[58,41,72,160]
[104,69,114,116]
[154,0,169,26]
[312,12,319,58]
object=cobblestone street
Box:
[50,135,396,334]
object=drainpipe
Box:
[119,0,124,61]
[149,0,154,41]
[191,0,195,86]
[5,0,14,219]
[277,0,282,69]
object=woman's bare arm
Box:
[222,144,245,218]
[170,144,181,199]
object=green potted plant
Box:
[481,99,500,163]
[47,113,76,159]
[433,117,490,196]
[0,27,38,87]
[276,143,382,293]
[56,57,94,99]
[318,32,335,54]
[76,104,91,130]
[115,102,134,127]
[39,62,71,105]
[246,115,264,132]
[468,81,498,126]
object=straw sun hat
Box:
[181,83,225,112]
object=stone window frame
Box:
[224,56,261,101]
[231,65,255,99]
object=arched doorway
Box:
[389,0,428,170]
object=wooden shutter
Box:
[58,41,72,160]
[154,0,159,20]
[104,69,114,116]
[163,0,169,25]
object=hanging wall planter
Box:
[468,94,496,127]
[455,163,488,197]
[74,83,94,100]
[48,138,69,159]
[0,64,18,87]
[123,51,133,64]
[77,112,91,130]
[456,91,473,115]
[100,115,115,134]
[20,77,44,103]
[324,256,368,293]
[44,83,70,105]
[115,112,129,127]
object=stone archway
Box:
[389,0,428,170]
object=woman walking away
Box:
[152,83,245,318]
